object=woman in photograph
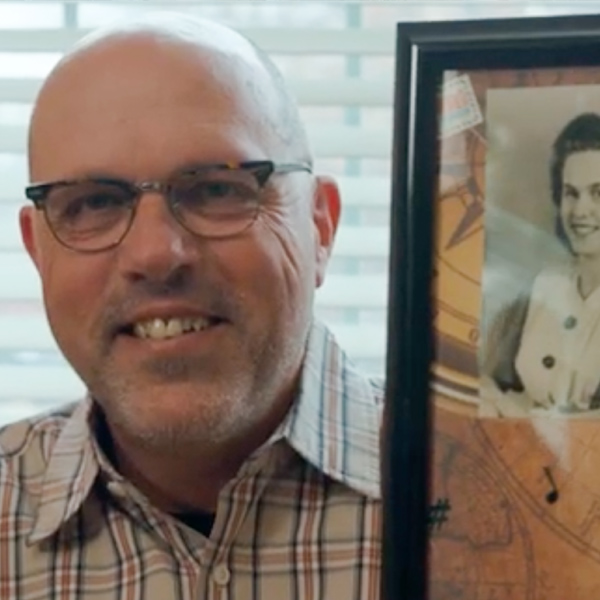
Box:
[483,112,600,416]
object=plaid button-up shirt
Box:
[0,321,383,600]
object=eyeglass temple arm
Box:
[275,162,313,174]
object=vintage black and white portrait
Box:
[480,84,600,417]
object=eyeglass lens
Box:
[44,167,264,251]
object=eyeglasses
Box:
[25,160,312,253]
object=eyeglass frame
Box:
[24,160,313,253]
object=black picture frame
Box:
[381,13,600,600]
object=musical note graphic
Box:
[543,467,559,504]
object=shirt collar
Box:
[279,319,383,499]
[28,398,99,544]
[28,320,382,543]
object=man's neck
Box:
[109,440,232,513]
[95,396,292,514]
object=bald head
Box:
[28,12,311,178]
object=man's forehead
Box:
[36,12,270,115]
[28,13,309,181]
[29,18,277,153]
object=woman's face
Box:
[560,150,600,258]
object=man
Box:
[0,12,383,600]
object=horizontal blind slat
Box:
[0,364,85,405]
[0,312,385,358]
[0,123,393,157]
[0,28,395,54]
[0,176,391,208]
[0,244,388,299]
[0,77,394,106]
[317,274,387,308]
[0,177,392,255]
[0,322,385,406]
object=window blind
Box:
[0,1,593,425]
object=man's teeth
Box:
[132,317,211,340]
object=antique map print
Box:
[430,66,600,598]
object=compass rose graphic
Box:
[432,127,486,405]
[443,176,483,251]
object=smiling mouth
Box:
[570,223,600,237]
[119,316,223,341]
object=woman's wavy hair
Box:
[550,112,600,251]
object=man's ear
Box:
[312,175,341,288]
[19,206,41,271]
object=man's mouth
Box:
[120,316,222,341]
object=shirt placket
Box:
[198,448,282,600]
[198,483,256,600]
[103,479,204,599]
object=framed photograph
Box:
[382,14,600,600]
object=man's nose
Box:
[115,192,197,283]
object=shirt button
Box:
[212,563,230,586]
[542,355,555,369]
[563,315,577,329]
[106,481,127,500]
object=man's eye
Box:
[61,192,127,219]
[173,172,260,216]
[84,194,122,209]
[181,180,257,208]
[203,182,239,197]
[200,180,256,199]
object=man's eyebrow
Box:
[70,160,245,182]
[67,167,191,182]
[175,160,247,173]
[68,170,129,181]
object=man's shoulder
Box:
[0,401,81,479]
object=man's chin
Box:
[105,406,221,450]
[95,380,253,449]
